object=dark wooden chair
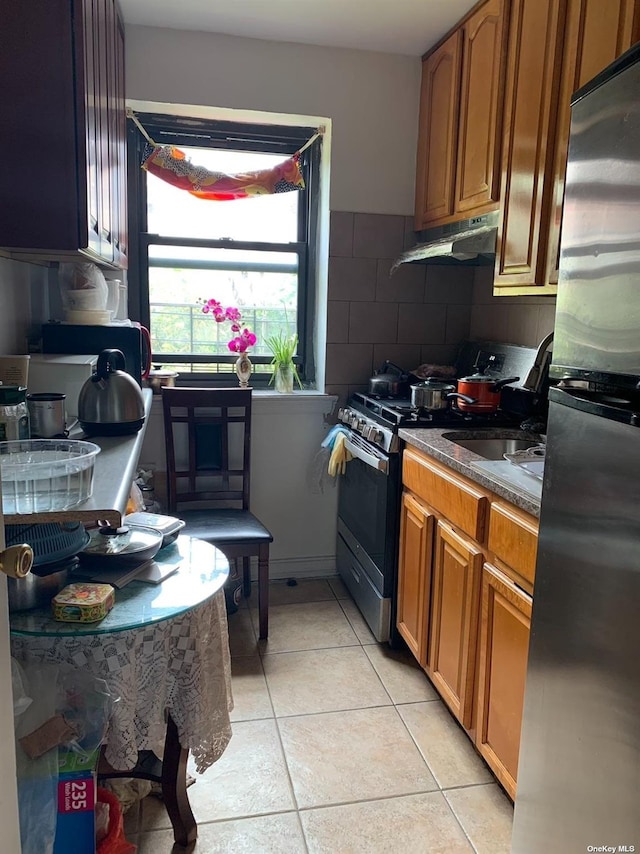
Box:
[161,387,272,639]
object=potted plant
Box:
[266,331,302,393]
[199,299,257,386]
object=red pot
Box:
[455,374,520,414]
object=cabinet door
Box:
[113,7,128,266]
[455,0,508,215]
[476,562,532,799]
[80,0,102,258]
[427,520,483,729]
[414,31,462,229]
[397,493,435,667]
[494,0,566,288]
[545,0,639,285]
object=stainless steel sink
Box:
[441,433,543,461]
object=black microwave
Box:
[41,324,149,385]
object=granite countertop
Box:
[399,427,544,517]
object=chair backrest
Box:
[161,387,253,514]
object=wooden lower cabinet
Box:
[396,493,435,667]
[398,446,537,797]
[427,520,483,729]
[475,562,532,799]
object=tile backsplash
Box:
[470,266,556,349]
[324,213,557,408]
[325,212,474,407]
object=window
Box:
[127,113,321,385]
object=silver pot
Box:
[8,563,70,612]
[368,361,410,398]
[410,379,477,412]
[147,368,179,394]
[78,349,145,436]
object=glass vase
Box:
[234,352,252,387]
[274,363,295,394]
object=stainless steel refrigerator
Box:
[511,45,640,852]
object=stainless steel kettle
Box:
[78,349,145,435]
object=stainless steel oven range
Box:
[336,341,545,644]
[336,393,516,643]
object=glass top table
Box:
[9,534,229,636]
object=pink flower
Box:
[201,299,256,353]
[241,329,257,347]
[228,336,247,353]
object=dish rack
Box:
[0,439,100,514]
[504,445,546,481]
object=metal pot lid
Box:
[82,524,162,556]
[459,372,495,383]
[411,378,456,389]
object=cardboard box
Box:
[53,747,100,854]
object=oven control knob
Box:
[372,429,384,445]
[356,418,366,433]
[362,424,373,439]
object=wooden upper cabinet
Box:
[455,0,508,214]
[0,0,127,268]
[415,31,462,228]
[545,0,640,285]
[415,0,508,230]
[494,0,566,289]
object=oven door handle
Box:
[343,436,389,474]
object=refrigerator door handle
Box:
[549,386,640,426]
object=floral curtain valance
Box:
[141,143,305,200]
[129,109,322,201]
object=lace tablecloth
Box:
[11,588,233,774]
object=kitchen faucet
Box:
[522,332,554,393]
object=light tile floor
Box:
[124,578,513,853]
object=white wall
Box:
[139,394,339,578]
[125,26,421,215]
[0,258,46,354]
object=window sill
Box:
[148,389,337,417]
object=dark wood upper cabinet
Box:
[0,0,127,268]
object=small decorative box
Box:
[52,583,115,623]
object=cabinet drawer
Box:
[488,502,539,585]
[403,448,489,541]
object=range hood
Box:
[391,211,499,273]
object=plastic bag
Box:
[55,666,116,759]
[58,262,108,311]
[12,657,33,718]
[13,661,61,854]
[13,659,118,854]
[96,788,137,854]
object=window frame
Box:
[126,113,321,386]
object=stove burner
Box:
[349,392,518,431]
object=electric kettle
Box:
[78,349,145,436]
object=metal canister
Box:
[0,386,30,440]
[26,392,67,438]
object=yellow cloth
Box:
[327,433,353,477]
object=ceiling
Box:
[119,0,478,57]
